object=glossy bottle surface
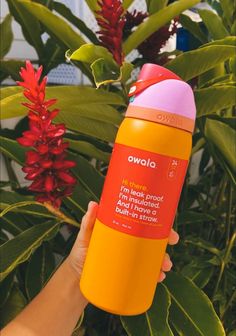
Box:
[80,118,192,315]
[80,64,196,315]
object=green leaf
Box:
[0,285,27,328]
[53,2,99,44]
[0,86,21,100]
[63,184,92,218]
[184,237,221,255]
[178,211,215,225]
[1,213,31,236]
[84,0,99,12]
[68,138,110,163]
[195,85,236,116]
[123,0,135,9]
[164,272,226,336]
[92,60,133,87]
[199,74,232,89]
[0,14,13,58]
[202,36,236,47]
[123,0,200,55]
[18,0,86,50]
[67,44,121,87]
[121,284,173,336]
[182,266,214,289]
[67,44,117,67]
[166,45,236,81]
[0,85,125,119]
[68,44,133,87]
[70,153,104,201]
[220,0,235,27]
[179,14,208,44]
[0,220,61,281]
[0,60,25,81]
[6,0,44,58]
[25,242,55,300]
[198,9,229,40]
[205,119,236,173]
[0,190,56,218]
[147,0,168,14]
[40,37,66,75]
[0,86,124,142]
[0,271,15,308]
[0,136,26,165]
[91,58,121,88]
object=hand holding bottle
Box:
[67,201,179,285]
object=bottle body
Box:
[80,117,192,315]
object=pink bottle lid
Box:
[126,64,196,133]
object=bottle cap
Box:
[126,63,196,133]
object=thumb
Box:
[75,201,98,249]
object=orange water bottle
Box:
[80,64,196,315]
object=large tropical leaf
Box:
[0,272,15,308]
[84,0,99,12]
[202,36,236,47]
[70,152,104,201]
[68,138,110,163]
[198,9,229,40]
[1,213,31,236]
[25,242,56,299]
[0,135,26,165]
[220,0,235,28]
[68,44,133,87]
[123,0,200,55]
[53,2,99,44]
[0,285,27,328]
[0,220,61,281]
[0,86,125,119]
[0,86,21,100]
[179,14,208,44]
[0,14,13,58]
[121,284,174,336]
[166,44,236,81]
[123,0,135,9]
[195,85,236,116]
[205,119,236,173]
[0,60,24,81]
[18,0,85,50]
[146,0,168,14]
[164,272,225,336]
[6,0,44,58]
[0,190,55,218]
[0,86,124,142]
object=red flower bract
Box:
[17,61,76,208]
[96,0,125,65]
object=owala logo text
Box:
[128,155,157,168]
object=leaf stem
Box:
[225,183,233,246]
[2,154,20,189]
[221,289,236,321]
[43,202,81,228]
[212,231,236,299]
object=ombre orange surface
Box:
[80,118,192,315]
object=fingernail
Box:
[158,272,166,282]
[88,201,97,210]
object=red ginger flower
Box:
[17,61,76,208]
[96,0,125,65]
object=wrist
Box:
[62,258,88,308]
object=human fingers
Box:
[75,201,98,248]
[168,228,179,245]
[161,253,173,272]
